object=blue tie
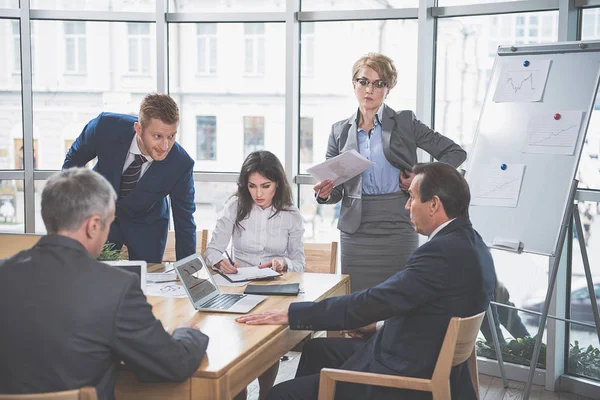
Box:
[119,154,146,199]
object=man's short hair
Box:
[138,93,179,129]
[412,162,470,219]
[42,168,117,234]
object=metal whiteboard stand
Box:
[486,304,509,388]
[523,200,600,399]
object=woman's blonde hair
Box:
[351,53,398,90]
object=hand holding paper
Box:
[307,150,374,187]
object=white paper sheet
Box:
[471,164,526,208]
[218,266,280,283]
[523,110,584,155]
[212,273,248,287]
[493,59,551,103]
[147,272,177,283]
[145,282,188,298]
[306,149,375,187]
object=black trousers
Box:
[266,338,368,400]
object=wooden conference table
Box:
[115,269,350,400]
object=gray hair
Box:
[42,168,117,234]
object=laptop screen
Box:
[103,260,147,294]
[175,256,217,302]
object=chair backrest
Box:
[431,311,486,383]
[162,229,209,262]
[0,387,97,400]
[0,233,43,259]
[304,242,338,274]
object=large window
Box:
[244,23,265,76]
[11,21,20,73]
[301,0,418,11]
[30,0,155,12]
[299,20,419,174]
[32,21,156,170]
[196,116,217,161]
[300,117,314,164]
[169,22,285,173]
[243,116,265,157]
[127,23,151,75]
[197,24,217,75]
[64,22,87,74]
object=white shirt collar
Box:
[428,218,456,241]
[129,134,150,162]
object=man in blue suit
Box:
[237,162,497,400]
[63,93,196,263]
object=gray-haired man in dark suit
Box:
[0,168,208,400]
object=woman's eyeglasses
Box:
[354,78,387,90]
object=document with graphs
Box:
[493,59,551,102]
[523,110,584,155]
[307,149,374,187]
[471,164,525,208]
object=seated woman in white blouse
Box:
[204,150,305,400]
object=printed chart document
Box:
[217,266,281,283]
[147,271,177,283]
[307,149,374,187]
[523,110,584,155]
[493,59,551,103]
[471,164,526,208]
[146,282,187,298]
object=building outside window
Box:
[300,116,314,164]
[196,116,217,161]
[243,116,264,157]
[244,23,265,76]
[197,23,217,74]
[64,21,86,73]
[127,23,151,74]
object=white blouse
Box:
[205,197,305,272]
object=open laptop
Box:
[103,260,147,294]
[174,253,266,314]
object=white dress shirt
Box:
[122,135,153,177]
[205,197,306,272]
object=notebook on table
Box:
[174,254,266,314]
[215,266,281,283]
[243,283,300,296]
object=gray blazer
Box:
[318,104,467,233]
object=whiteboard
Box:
[465,41,600,256]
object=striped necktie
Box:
[119,154,147,199]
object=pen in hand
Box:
[223,250,238,274]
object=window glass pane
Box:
[169,0,284,12]
[169,22,285,172]
[477,251,549,368]
[301,0,417,11]
[0,0,18,7]
[243,116,265,157]
[438,0,524,5]
[434,12,558,160]
[30,0,155,12]
[0,20,23,172]
[579,9,600,190]
[0,181,24,233]
[191,181,239,235]
[568,202,600,382]
[300,20,418,174]
[32,21,156,170]
[300,117,314,164]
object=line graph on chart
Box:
[493,60,551,102]
[471,164,525,208]
[524,110,584,155]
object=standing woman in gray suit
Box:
[313,53,466,292]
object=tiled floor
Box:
[245,352,595,400]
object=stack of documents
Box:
[306,149,374,186]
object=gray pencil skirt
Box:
[341,192,418,292]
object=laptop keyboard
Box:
[201,293,246,310]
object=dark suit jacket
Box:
[318,104,467,233]
[289,217,496,399]
[0,235,209,400]
[63,112,196,262]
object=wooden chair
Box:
[162,229,209,262]
[0,233,43,259]
[317,311,486,400]
[304,242,338,274]
[0,387,97,400]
